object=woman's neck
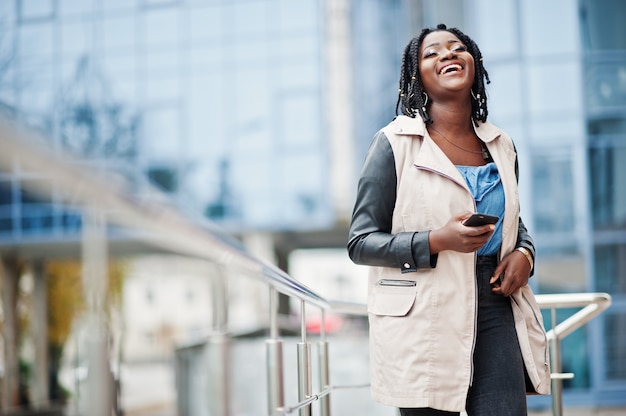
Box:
[427,101,473,135]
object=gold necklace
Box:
[428,125,491,161]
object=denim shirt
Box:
[456,162,505,256]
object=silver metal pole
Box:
[207,333,231,416]
[318,309,330,416]
[318,345,330,415]
[207,267,231,415]
[550,307,563,416]
[81,209,112,416]
[267,287,285,415]
[298,300,312,416]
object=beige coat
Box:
[365,116,550,410]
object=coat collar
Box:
[387,115,506,192]
[390,115,502,143]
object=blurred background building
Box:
[0,0,624,413]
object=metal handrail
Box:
[321,293,613,416]
[535,292,612,340]
[270,292,612,415]
[535,292,612,416]
[0,119,330,309]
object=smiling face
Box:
[419,30,475,100]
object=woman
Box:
[347,24,550,415]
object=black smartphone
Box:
[463,213,499,227]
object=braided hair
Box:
[395,23,490,125]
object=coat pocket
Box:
[368,279,418,317]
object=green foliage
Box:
[46,261,84,348]
[45,260,126,347]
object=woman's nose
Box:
[440,48,456,60]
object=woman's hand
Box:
[429,212,495,254]
[490,250,532,296]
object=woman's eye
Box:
[453,45,467,52]
[424,50,437,58]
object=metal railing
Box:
[0,120,613,416]
[536,292,612,416]
[1,114,375,415]
[265,296,371,416]
[263,292,612,416]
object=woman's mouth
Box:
[439,63,463,75]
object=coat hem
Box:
[370,389,466,412]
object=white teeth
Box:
[439,64,462,74]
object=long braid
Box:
[395,24,491,124]
[396,29,431,122]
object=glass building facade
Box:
[0,0,339,239]
[583,0,626,392]
[0,0,625,409]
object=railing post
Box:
[267,287,285,415]
[318,309,331,416]
[207,267,231,416]
[207,333,231,416]
[550,307,563,416]
[80,209,112,416]
[298,300,312,416]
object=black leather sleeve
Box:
[347,131,436,273]
[512,143,536,274]
[516,217,535,258]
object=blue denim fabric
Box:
[399,257,527,416]
[456,162,505,256]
